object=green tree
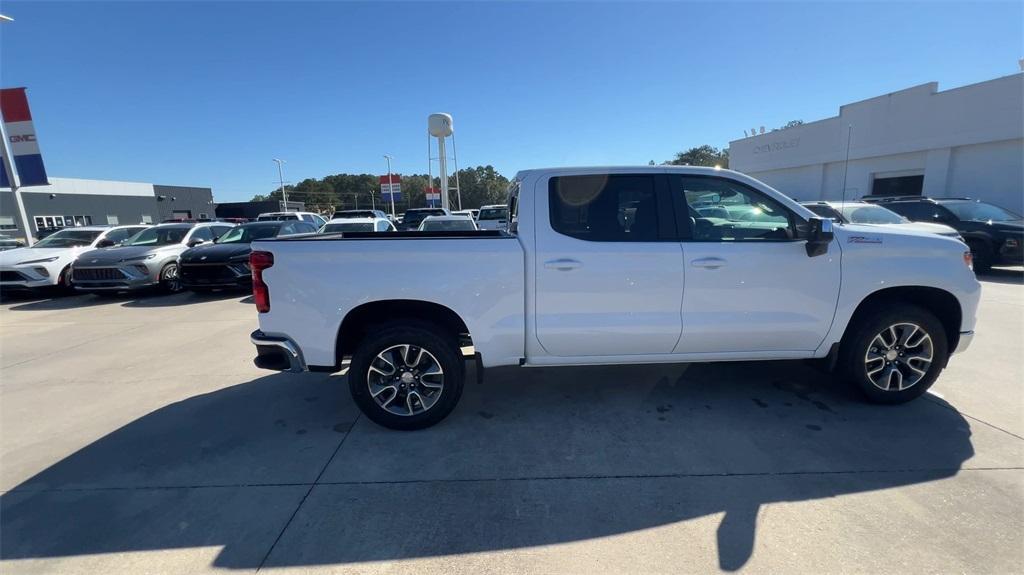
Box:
[449,165,510,209]
[667,145,729,168]
[771,119,804,132]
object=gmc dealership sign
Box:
[1,87,48,187]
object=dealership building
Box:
[0,177,214,241]
[729,72,1024,213]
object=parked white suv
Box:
[320,217,395,233]
[475,204,509,230]
[249,166,979,430]
[256,211,327,228]
[0,225,149,291]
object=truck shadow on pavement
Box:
[1,362,975,571]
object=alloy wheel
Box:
[367,344,445,416]
[162,264,181,292]
[864,322,934,391]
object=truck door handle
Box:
[544,258,583,271]
[691,257,727,269]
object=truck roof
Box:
[514,165,740,180]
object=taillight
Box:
[963,251,973,271]
[250,251,274,313]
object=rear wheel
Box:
[839,304,948,404]
[159,263,182,293]
[349,323,464,430]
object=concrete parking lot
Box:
[1,271,1022,574]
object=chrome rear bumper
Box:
[251,330,307,372]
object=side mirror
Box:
[805,217,834,257]
[187,239,206,247]
[96,239,115,248]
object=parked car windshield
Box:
[215,223,282,244]
[333,210,378,219]
[803,205,844,222]
[31,229,103,248]
[123,226,188,246]
[257,214,299,221]
[420,219,477,231]
[839,205,907,225]
[322,222,374,233]
[942,201,1022,222]
[479,207,508,221]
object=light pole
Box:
[272,158,289,211]
[0,13,33,245]
[383,154,395,218]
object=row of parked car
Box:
[0,204,515,296]
[798,196,1022,272]
[0,195,1017,299]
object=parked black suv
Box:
[863,196,1023,272]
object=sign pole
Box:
[0,120,33,245]
[384,154,395,218]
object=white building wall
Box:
[947,139,1024,213]
[729,73,1024,212]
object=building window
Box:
[141,214,153,224]
[198,213,208,220]
[871,175,924,197]
[106,215,119,225]
[0,216,16,230]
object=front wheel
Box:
[839,304,948,404]
[348,323,465,430]
[159,263,182,293]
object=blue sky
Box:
[2,1,1021,201]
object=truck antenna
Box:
[840,124,853,204]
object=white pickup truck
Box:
[249,166,980,430]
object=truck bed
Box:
[251,234,526,369]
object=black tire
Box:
[56,266,74,294]
[839,303,948,404]
[159,263,182,293]
[967,239,993,273]
[348,322,465,430]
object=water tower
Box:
[428,113,458,210]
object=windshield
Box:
[804,205,843,222]
[322,222,374,233]
[403,210,444,225]
[32,229,102,248]
[257,214,298,221]
[420,219,476,231]
[215,223,281,244]
[124,226,189,246]
[943,201,1022,223]
[479,207,508,221]
[333,210,377,219]
[839,205,906,225]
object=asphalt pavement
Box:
[1,270,1021,574]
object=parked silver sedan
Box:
[72,222,234,293]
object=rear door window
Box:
[548,174,671,242]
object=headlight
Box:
[122,254,156,262]
[16,256,59,265]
